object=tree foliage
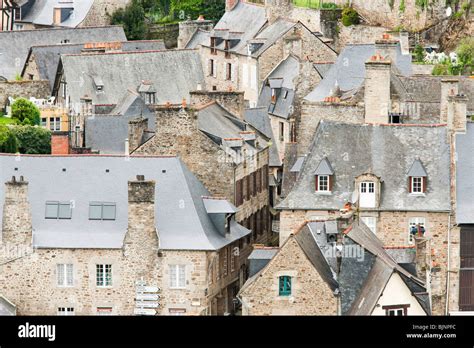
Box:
[341,6,360,26]
[110,0,147,40]
[414,44,425,63]
[9,126,51,154]
[11,98,40,125]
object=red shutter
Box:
[315,175,319,191]
[423,177,427,193]
[329,175,333,192]
[408,177,412,193]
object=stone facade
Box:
[0,80,50,109]
[239,236,338,315]
[79,0,131,28]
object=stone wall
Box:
[0,80,51,109]
[147,23,180,49]
[79,0,130,27]
[190,90,245,119]
[240,236,338,315]
[178,19,214,49]
[298,101,365,155]
[336,25,387,52]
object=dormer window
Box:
[93,76,104,92]
[314,157,334,194]
[138,81,157,105]
[355,173,381,209]
[224,40,230,58]
[210,37,217,55]
[407,159,427,195]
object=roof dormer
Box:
[407,159,427,195]
[203,197,238,236]
[314,157,334,194]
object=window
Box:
[359,181,376,208]
[318,175,330,192]
[226,63,232,81]
[170,265,186,289]
[210,37,217,54]
[57,264,73,287]
[230,245,236,272]
[45,201,72,219]
[28,74,34,80]
[169,308,186,315]
[57,307,74,316]
[89,202,116,221]
[408,217,426,244]
[279,122,284,141]
[96,264,112,287]
[41,118,47,127]
[361,217,377,234]
[279,276,292,296]
[96,307,113,315]
[209,59,216,77]
[223,247,228,277]
[383,304,410,316]
[224,40,230,58]
[49,117,61,131]
[411,176,423,194]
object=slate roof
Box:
[0,26,126,80]
[407,159,428,177]
[0,155,250,251]
[455,122,474,224]
[0,295,16,316]
[304,43,412,102]
[19,0,95,28]
[22,41,166,90]
[85,90,155,154]
[58,49,205,113]
[278,121,451,212]
[263,54,300,90]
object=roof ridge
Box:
[0,25,123,35]
[62,48,197,58]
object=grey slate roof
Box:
[290,156,305,172]
[59,49,205,113]
[304,43,412,102]
[203,198,237,214]
[0,295,16,315]
[407,159,427,177]
[0,26,126,80]
[456,122,474,224]
[19,0,95,28]
[85,90,155,154]
[22,41,166,90]
[278,121,451,212]
[0,155,250,250]
[264,55,300,90]
[314,157,334,175]
[248,248,279,260]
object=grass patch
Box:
[0,117,16,125]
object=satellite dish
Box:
[351,189,359,204]
[446,7,452,17]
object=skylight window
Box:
[45,201,72,219]
[89,202,116,221]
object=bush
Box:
[0,125,18,153]
[321,2,338,9]
[457,37,474,75]
[10,125,51,154]
[341,6,359,26]
[171,0,224,22]
[110,0,147,40]
[414,44,425,63]
[432,64,449,75]
[11,98,40,126]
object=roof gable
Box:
[407,159,428,177]
[314,157,334,175]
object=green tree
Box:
[341,6,359,26]
[110,0,147,40]
[10,125,51,154]
[2,131,18,153]
[171,0,224,21]
[414,44,425,63]
[457,37,474,75]
[11,98,40,126]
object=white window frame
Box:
[169,264,186,289]
[361,217,377,234]
[387,308,405,316]
[408,217,426,244]
[57,263,74,287]
[169,308,186,316]
[411,176,423,194]
[57,307,74,316]
[318,175,330,192]
[96,307,113,315]
[96,264,112,287]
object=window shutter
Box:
[329,175,333,192]
[207,59,211,76]
[422,177,427,193]
[66,264,73,286]
[246,176,251,199]
[408,177,412,193]
[170,265,177,288]
[57,264,64,286]
[315,175,319,191]
[236,179,242,206]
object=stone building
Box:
[276,120,457,315]
[185,0,336,107]
[0,155,253,315]
[0,25,126,80]
[132,94,273,246]
[239,219,430,315]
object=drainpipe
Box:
[445,212,452,315]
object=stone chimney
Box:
[177,16,214,49]
[440,78,459,123]
[1,176,32,246]
[265,0,292,24]
[414,236,430,283]
[364,54,391,124]
[375,34,399,63]
[123,176,159,279]
[190,90,245,119]
[226,0,239,12]
[447,94,468,133]
[128,117,148,154]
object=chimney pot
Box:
[11,176,16,182]
[20,176,24,182]
[182,98,187,108]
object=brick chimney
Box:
[123,175,159,279]
[190,90,245,120]
[447,93,468,133]
[414,236,430,283]
[128,117,148,154]
[51,132,70,155]
[364,54,391,124]
[1,176,32,246]
[440,78,459,123]
[226,0,239,12]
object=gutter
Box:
[445,213,451,315]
